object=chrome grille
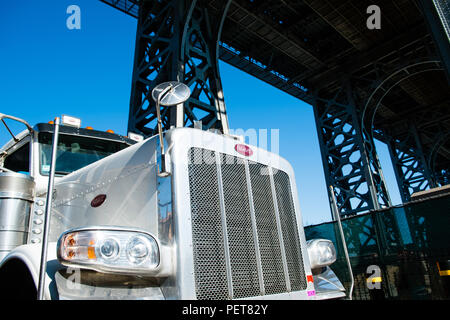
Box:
[274,170,307,291]
[220,155,260,298]
[188,148,229,300]
[188,148,307,299]
[248,162,287,295]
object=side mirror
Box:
[151,81,190,177]
[152,81,190,107]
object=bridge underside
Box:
[101,0,450,218]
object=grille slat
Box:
[188,148,307,299]
[188,148,229,300]
[273,170,307,291]
[220,155,260,298]
[249,162,288,295]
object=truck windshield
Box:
[39,132,129,175]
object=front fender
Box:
[313,266,347,300]
[0,242,62,300]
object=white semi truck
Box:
[0,82,345,300]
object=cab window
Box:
[4,143,30,173]
[39,132,129,175]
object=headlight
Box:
[57,227,160,274]
[307,239,336,270]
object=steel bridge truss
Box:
[361,59,445,203]
[128,0,230,136]
[313,78,391,218]
[103,0,449,219]
[359,51,447,202]
[386,124,437,202]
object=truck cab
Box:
[0,120,135,196]
[0,110,345,300]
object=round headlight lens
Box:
[99,238,120,260]
[126,236,150,265]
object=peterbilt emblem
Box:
[235,144,253,156]
[91,194,107,208]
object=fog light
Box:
[307,239,337,270]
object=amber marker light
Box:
[88,246,97,260]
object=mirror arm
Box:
[151,81,191,178]
[156,86,173,177]
[0,113,34,142]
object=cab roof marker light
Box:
[61,115,81,128]
[128,132,144,142]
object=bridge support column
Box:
[423,124,450,188]
[386,123,437,202]
[128,0,230,137]
[313,79,401,275]
[313,78,391,218]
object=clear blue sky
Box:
[0,0,401,225]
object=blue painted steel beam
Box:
[127,0,230,136]
[386,124,437,202]
[313,78,391,218]
[418,0,450,83]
